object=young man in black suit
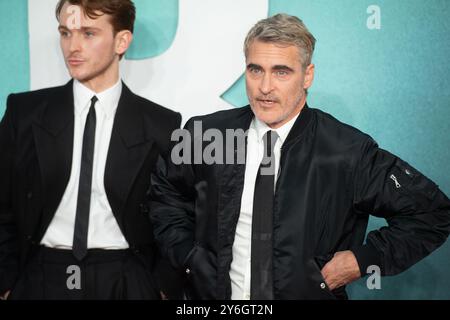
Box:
[0,0,182,299]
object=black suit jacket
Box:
[0,80,182,296]
[150,105,450,299]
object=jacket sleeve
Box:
[351,137,450,276]
[0,95,20,294]
[149,118,198,270]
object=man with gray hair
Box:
[150,14,450,299]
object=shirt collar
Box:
[252,111,301,146]
[73,79,122,119]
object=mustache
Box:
[256,95,279,103]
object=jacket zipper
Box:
[390,174,401,188]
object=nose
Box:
[68,33,82,53]
[259,73,274,95]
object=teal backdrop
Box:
[0,0,449,299]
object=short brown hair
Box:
[56,0,136,34]
[244,13,316,69]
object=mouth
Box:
[67,59,85,66]
[257,99,278,106]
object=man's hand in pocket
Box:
[320,251,361,290]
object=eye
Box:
[249,67,262,75]
[85,31,95,37]
[275,70,289,76]
[60,30,70,37]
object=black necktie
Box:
[73,96,98,261]
[251,130,278,300]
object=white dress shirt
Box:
[40,79,129,250]
[230,112,300,300]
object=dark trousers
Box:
[9,246,160,300]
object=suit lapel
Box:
[33,80,75,237]
[104,83,154,231]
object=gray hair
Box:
[244,13,316,68]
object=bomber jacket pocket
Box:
[388,161,438,211]
[183,244,217,300]
[308,254,348,300]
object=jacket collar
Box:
[281,103,313,148]
[240,103,313,146]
